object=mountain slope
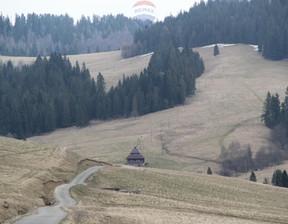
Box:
[28,44,288,177]
[2,44,288,223]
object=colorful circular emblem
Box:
[132,1,156,21]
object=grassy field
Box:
[67,51,152,88]
[27,44,288,176]
[0,136,84,223]
[0,51,152,89]
[66,166,288,223]
[2,44,288,223]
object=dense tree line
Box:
[108,46,204,118]
[0,13,139,56]
[0,45,204,139]
[272,169,288,188]
[0,53,97,138]
[262,88,288,151]
[261,92,281,129]
[124,0,288,61]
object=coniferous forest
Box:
[0,13,139,56]
[123,0,288,61]
[0,46,204,139]
[1,0,287,139]
[262,88,288,150]
[1,0,287,61]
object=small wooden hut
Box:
[126,147,145,165]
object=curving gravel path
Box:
[14,166,102,224]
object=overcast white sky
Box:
[1,0,202,23]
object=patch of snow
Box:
[121,52,154,61]
[140,52,154,57]
[250,45,259,52]
[202,43,235,48]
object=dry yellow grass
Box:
[0,51,152,88]
[67,51,152,88]
[28,44,288,175]
[66,166,288,223]
[0,137,81,223]
[2,45,288,223]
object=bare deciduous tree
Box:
[221,141,253,177]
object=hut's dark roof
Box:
[126,147,145,160]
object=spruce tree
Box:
[249,171,257,182]
[207,167,212,175]
[96,73,107,119]
[272,169,283,186]
[261,92,272,127]
[282,170,288,188]
[280,87,288,128]
[271,94,281,127]
[262,92,281,128]
[213,44,220,56]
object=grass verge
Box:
[68,166,288,224]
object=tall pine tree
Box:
[213,44,220,56]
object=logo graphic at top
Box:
[133,1,157,21]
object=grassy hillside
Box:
[28,44,288,177]
[0,51,152,89]
[0,137,82,223]
[67,51,152,88]
[66,166,288,223]
[2,44,288,223]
